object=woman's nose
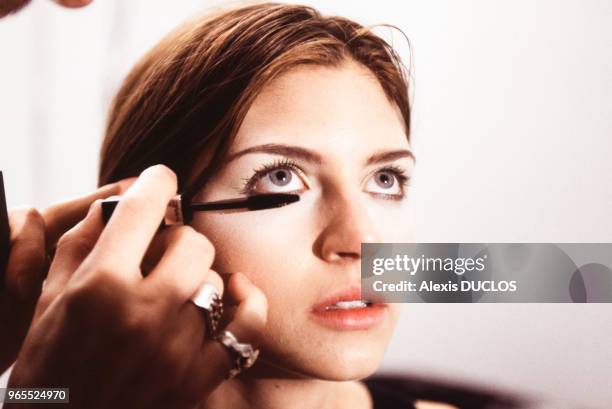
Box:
[316,189,380,263]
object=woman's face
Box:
[191,60,414,380]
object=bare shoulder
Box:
[414,400,458,409]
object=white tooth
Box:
[326,300,368,310]
[339,301,365,308]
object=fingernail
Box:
[140,164,176,181]
[87,199,101,215]
[56,0,93,8]
[140,165,157,177]
[114,177,137,194]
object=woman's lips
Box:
[310,286,387,331]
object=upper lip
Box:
[311,285,371,312]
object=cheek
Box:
[368,200,415,242]
[190,208,315,296]
[190,203,404,378]
[387,303,402,324]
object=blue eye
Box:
[364,166,410,199]
[268,168,293,187]
[240,160,410,199]
[241,159,307,195]
[375,171,396,189]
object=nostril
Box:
[336,251,360,260]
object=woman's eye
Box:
[250,167,306,193]
[364,169,403,196]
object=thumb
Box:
[221,272,268,346]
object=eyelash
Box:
[240,158,303,195]
[239,159,411,198]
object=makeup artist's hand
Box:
[1,0,93,19]
[0,180,134,374]
[7,165,267,409]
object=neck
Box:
[200,362,371,409]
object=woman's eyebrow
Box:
[225,143,415,165]
[225,144,323,164]
[366,149,415,165]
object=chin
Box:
[315,356,381,381]
[255,309,399,381]
[257,339,385,382]
[301,342,386,381]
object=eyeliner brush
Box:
[188,193,299,212]
[101,193,300,225]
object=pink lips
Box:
[310,286,387,331]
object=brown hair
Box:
[99,2,411,213]
[0,0,31,18]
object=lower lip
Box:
[310,304,387,331]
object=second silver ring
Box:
[190,283,224,339]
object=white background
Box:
[1,1,611,408]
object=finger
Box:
[44,199,106,295]
[143,226,222,305]
[4,208,46,302]
[53,0,93,8]
[220,272,267,344]
[187,273,267,391]
[91,165,177,277]
[140,225,213,278]
[136,269,226,404]
[42,178,136,251]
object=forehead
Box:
[231,60,409,159]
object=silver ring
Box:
[190,284,223,339]
[215,330,260,379]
